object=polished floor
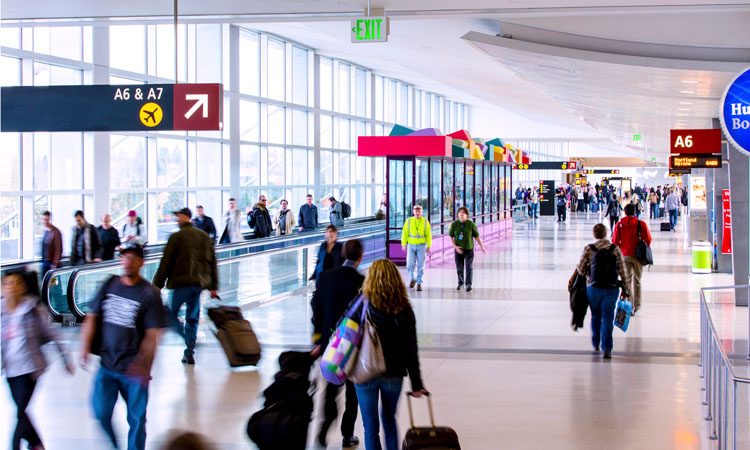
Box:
[0,209,737,449]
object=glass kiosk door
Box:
[387,157,414,264]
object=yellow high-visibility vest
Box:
[401,217,432,247]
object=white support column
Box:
[228,25,240,200]
[92,26,111,220]
[313,54,322,204]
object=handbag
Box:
[614,297,633,332]
[348,302,386,384]
[320,295,365,385]
[635,221,654,266]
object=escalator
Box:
[39,219,385,323]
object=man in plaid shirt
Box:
[576,223,631,359]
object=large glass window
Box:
[320,57,333,111]
[292,46,309,105]
[267,39,285,101]
[239,30,260,95]
[110,25,146,73]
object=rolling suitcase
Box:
[207,305,262,367]
[660,222,671,232]
[402,393,460,450]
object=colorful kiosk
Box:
[358,125,524,264]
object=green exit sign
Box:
[351,16,388,43]
[632,133,642,141]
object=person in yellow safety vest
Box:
[401,205,432,292]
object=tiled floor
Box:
[0,210,736,449]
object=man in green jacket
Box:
[153,207,219,365]
[401,205,431,292]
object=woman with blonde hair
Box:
[355,259,427,450]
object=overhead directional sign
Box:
[1,83,222,132]
[583,169,620,175]
[513,161,577,170]
[351,16,388,43]
[670,129,721,155]
[670,154,722,169]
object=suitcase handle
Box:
[405,391,435,429]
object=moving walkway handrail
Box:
[699,285,750,450]
[1,216,379,271]
[52,220,385,322]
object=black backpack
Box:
[340,201,351,219]
[589,244,619,288]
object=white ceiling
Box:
[3,0,750,163]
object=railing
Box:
[699,285,750,450]
[52,222,385,322]
[512,203,528,222]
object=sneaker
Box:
[181,354,195,365]
[409,280,416,289]
[342,436,360,448]
[466,285,472,292]
[603,351,612,359]
[416,284,422,292]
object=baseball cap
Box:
[127,210,137,217]
[119,242,145,258]
[172,207,192,219]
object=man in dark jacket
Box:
[298,194,318,232]
[192,205,217,242]
[97,214,121,261]
[311,239,364,449]
[247,194,273,238]
[71,210,102,266]
[40,211,63,274]
[153,208,219,365]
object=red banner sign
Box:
[670,129,721,155]
[722,189,732,254]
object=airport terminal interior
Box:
[1,1,750,449]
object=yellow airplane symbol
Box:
[139,102,163,127]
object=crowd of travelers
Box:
[36,194,352,276]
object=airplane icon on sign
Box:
[142,108,158,123]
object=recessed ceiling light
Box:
[681,80,699,84]
[680,90,695,94]
[677,108,691,111]
[678,101,692,105]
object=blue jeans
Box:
[406,244,427,285]
[668,209,678,230]
[92,367,149,450]
[169,285,203,356]
[587,286,620,352]
[355,377,404,450]
[530,203,538,218]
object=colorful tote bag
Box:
[613,297,633,332]
[320,295,365,385]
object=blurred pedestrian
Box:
[80,243,165,450]
[311,225,343,282]
[160,431,217,450]
[39,211,62,275]
[219,198,243,244]
[327,197,345,228]
[2,269,73,450]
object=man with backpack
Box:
[327,197,346,228]
[122,210,147,245]
[576,223,631,359]
[247,195,273,239]
[605,194,622,234]
[556,188,567,222]
[612,204,652,315]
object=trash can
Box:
[692,241,712,274]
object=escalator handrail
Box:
[1,216,381,270]
[66,228,387,320]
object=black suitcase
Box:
[660,222,671,232]
[207,305,261,367]
[402,393,460,450]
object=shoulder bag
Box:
[348,300,386,384]
[634,221,654,266]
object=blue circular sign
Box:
[721,67,750,155]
